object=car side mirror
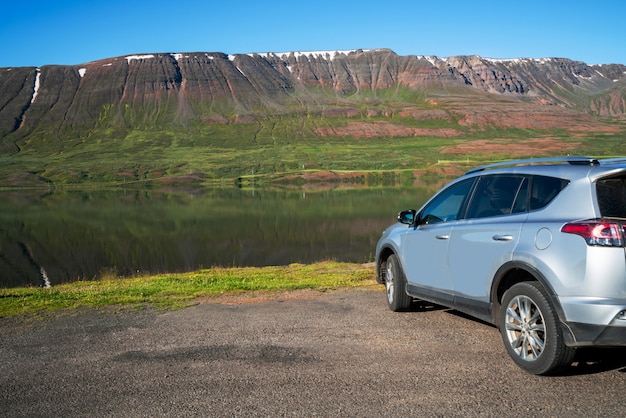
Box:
[397,209,417,225]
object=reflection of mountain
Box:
[0,187,432,288]
[0,240,44,288]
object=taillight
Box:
[561,221,625,247]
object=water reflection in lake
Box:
[0,186,437,288]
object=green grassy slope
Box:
[1,87,624,188]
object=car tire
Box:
[499,281,576,375]
[384,254,411,312]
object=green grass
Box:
[1,91,625,187]
[0,261,377,318]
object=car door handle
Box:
[492,234,513,242]
[435,234,450,240]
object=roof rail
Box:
[597,157,626,165]
[466,156,600,174]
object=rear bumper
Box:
[559,297,626,347]
[566,322,626,346]
[559,296,626,346]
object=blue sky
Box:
[1,0,624,68]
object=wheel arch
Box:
[376,245,396,284]
[490,261,568,330]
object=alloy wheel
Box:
[385,262,395,305]
[504,295,546,361]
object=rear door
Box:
[447,175,528,316]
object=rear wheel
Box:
[384,254,411,312]
[499,282,576,375]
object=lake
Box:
[0,186,438,288]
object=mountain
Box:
[0,49,625,185]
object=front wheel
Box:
[499,282,576,375]
[384,254,411,312]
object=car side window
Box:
[419,179,475,225]
[466,175,525,219]
[529,175,569,211]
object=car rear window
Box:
[597,176,626,218]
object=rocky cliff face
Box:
[1,49,625,150]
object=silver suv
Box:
[375,157,626,375]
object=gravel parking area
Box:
[2,288,626,417]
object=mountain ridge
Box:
[0,48,625,186]
[3,49,625,134]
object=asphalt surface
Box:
[2,288,626,417]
